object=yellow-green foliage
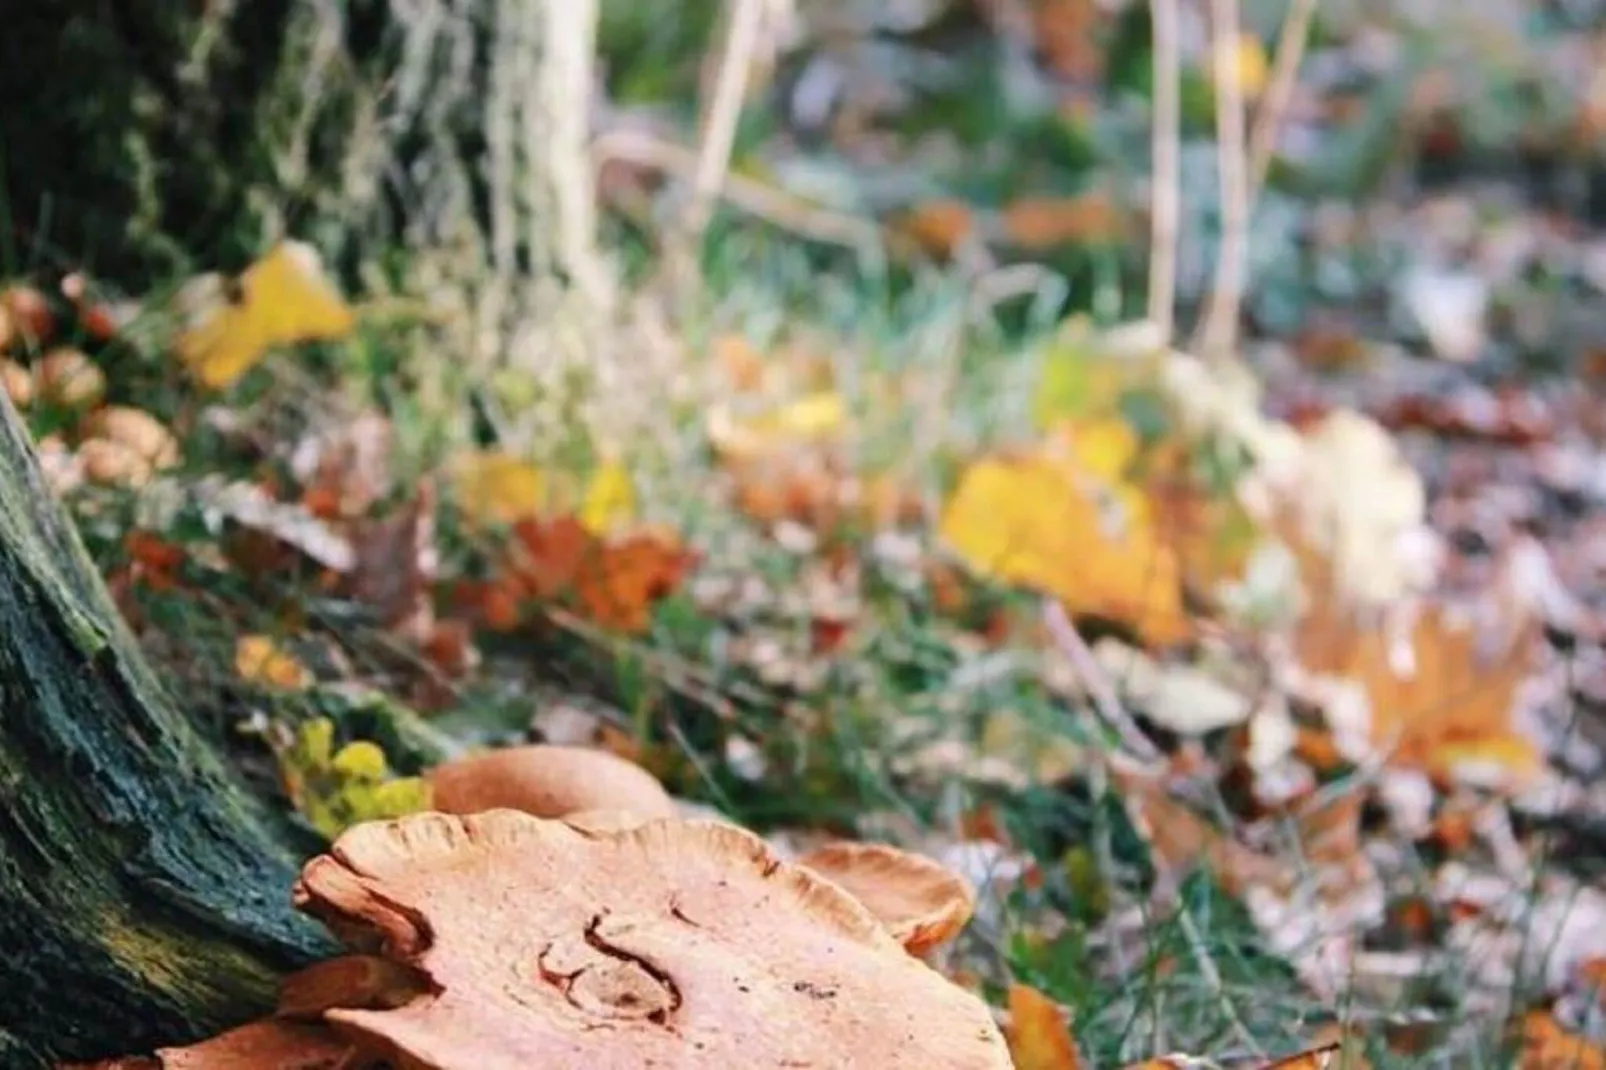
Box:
[276,717,432,839]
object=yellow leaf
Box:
[1031,321,1164,431]
[453,451,546,527]
[1047,417,1139,485]
[279,717,335,810]
[707,390,847,463]
[1006,983,1083,1070]
[761,391,846,437]
[579,461,637,536]
[234,635,313,691]
[301,797,345,841]
[343,776,433,828]
[1216,33,1270,99]
[273,719,432,840]
[330,741,388,781]
[1426,735,1543,791]
[176,241,356,389]
[366,776,434,816]
[939,452,1191,647]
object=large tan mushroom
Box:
[424,744,678,822]
[291,810,1012,1068]
[276,954,433,1019]
[797,841,977,957]
[60,1019,364,1069]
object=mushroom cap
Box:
[798,841,977,956]
[78,1019,364,1069]
[277,954,432,1019]
[293,810,1011,1069]
[424,744,678,821]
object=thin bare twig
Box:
[682,0,768,245]
[1248,0,1320,201]
[1044,606,1266,1057]
[594,129,882,254]
[1147,0,1182,340]
[1192,0,1252,362]
[1043,601,1164,766]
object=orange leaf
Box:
[574,530,695,635]
[1293,726,1346,772]
[235,635,313,691]
[1001,194,1126,249]
[449,579,525,633]
[125,530,186,573]
[302,483,344,522]
[1429,804,1477,853]
[1028,0,1106,81]
[896,199,977,259]
[1256,1039,1346,1069]
[714,334,767,392]
[1296,597,1539,782]
[508,515,593,600]
[421,620,479,678]
[1006,983,1083,1070]
[1519,1010,1606,1070]
[480,580,524,632]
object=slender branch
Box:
[682,0,768,245]
[1043,601,1164,765]
[1192,0,1252,362]
[1147,0,1182,340]
[593,129,882,253]
[1248,0,1319,201]
[1042,599,1261,1055]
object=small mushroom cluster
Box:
[77,746,1012,1069]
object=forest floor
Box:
[11,2,1606,1067]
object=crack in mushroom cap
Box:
[424,744,679,821]
[293,810,1011,1069]
[796,841,977,957]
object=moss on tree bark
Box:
[0,393,331,1069]
[0,5,606,1060]
[1,0,605,301]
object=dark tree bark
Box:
[0,5,605,1061]
[0,392,332,1069]
[0,0,606,301]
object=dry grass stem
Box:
[594,130,882,253]
[1043,601,1164,766]
[1249,0,1320,200]
[1191,0,1252,363]
[1147,0,1182,341]
[1177,903,1269,1059]
[683,0,769,247]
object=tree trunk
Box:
[0,5,611,1066]
[0,391,331,1069]
[0,0,607,308]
